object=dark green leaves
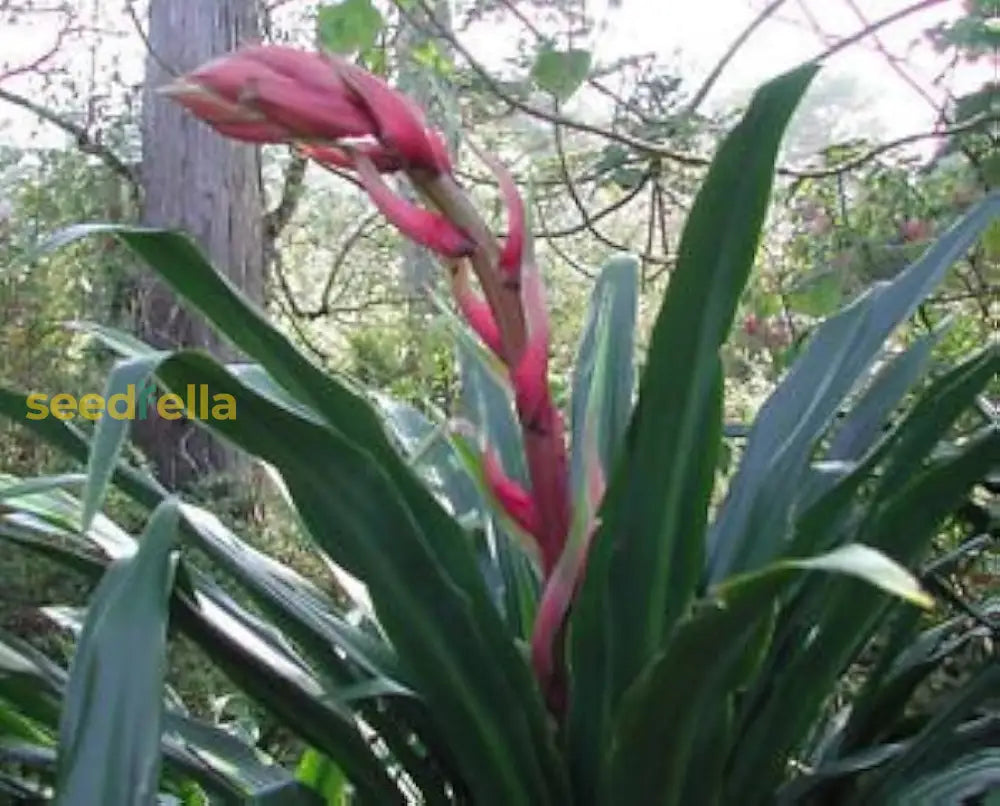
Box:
[36,221,568,803]
[567,64,818,801]
[317,0,384,55]
[531,45,592,101]
[602,545,932,806]
[708,191,1000,581]
[569,254,638,491]
[56,498,179,806]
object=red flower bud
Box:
[165,46,452,176]
[164,46,375,142]
[339,64,452,174]
[302,142,403,174]
[531,435,604,707]
[511,253,552,419]
[353,154,473,258]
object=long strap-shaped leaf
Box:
[64,344,561,804]
[566,63,818,799]
[42,225,566,803]
[601,544,932,806]
[55,498,179,806]
[0,484,405,804]
[568,254,638,490]
[726,426,998,804]
[708,192,1000,581]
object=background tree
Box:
[135,0,265,490]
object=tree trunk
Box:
[136,0,264,490]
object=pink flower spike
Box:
[462,297,502,355]
[531,430,604,709]
[512,332,549,421]
[302,143,403,174]
[167,46,376,142]
[511,257,552,418]
[449,260,502,354]
[160,80,292,143]
[481,153,524,275]
[483,448,540,539]
[339,65,445,174]
[353,154,474,258]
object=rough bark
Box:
[136,0,264,490]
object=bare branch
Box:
[790,111,998,179]
[532,169,649,238]
[551,113,665,262]
[842,0,941,114]
[264,152,308,241]
[0,86,139,192]
[400,0,958,178]
[812,0,951,63]
[687,0,790,114]
[0,18,79,82]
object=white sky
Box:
[0,0,988,154]
[593,0,980,139]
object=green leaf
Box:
[39,336,563,803]
[0,474,86,500]
[171,579,406,804]
[567,63,819,801]
[80,354,163,530]
[602,542,930,806]
[871,345,998,499]
[297,749,347,806]
[0,482,402,803]
[784,544,933,608]
[446,301,541,639]
[832,610,986,763]
[824,329,941,461]
[56,498,179,806]
[317,0,383,55]
[727,426,999,803]
[162,712,323,803]
[887,748,1000,805]
[40,224,567,803]
[531,46,592,101]
[373,392,481,521]
[789,344,998,562]
[865,665,1000,802]
[569,254,638,491]
[787,269,843,316]
[708,191,1000,582]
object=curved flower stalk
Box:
[165,45,587,708]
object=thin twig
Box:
[812,0,951,63]
[687,0,789,114]
[0,86,139,191]
[124,0,178,77]
[0,20,79,83]
[843,0,940,113]
[551,111,667,260]
[264,153,308,240]
[400,0,955,175]
[533,170,649,238]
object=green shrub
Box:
[0,54,997,804]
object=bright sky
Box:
[592,0,978,141]
[0,0,986,155]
